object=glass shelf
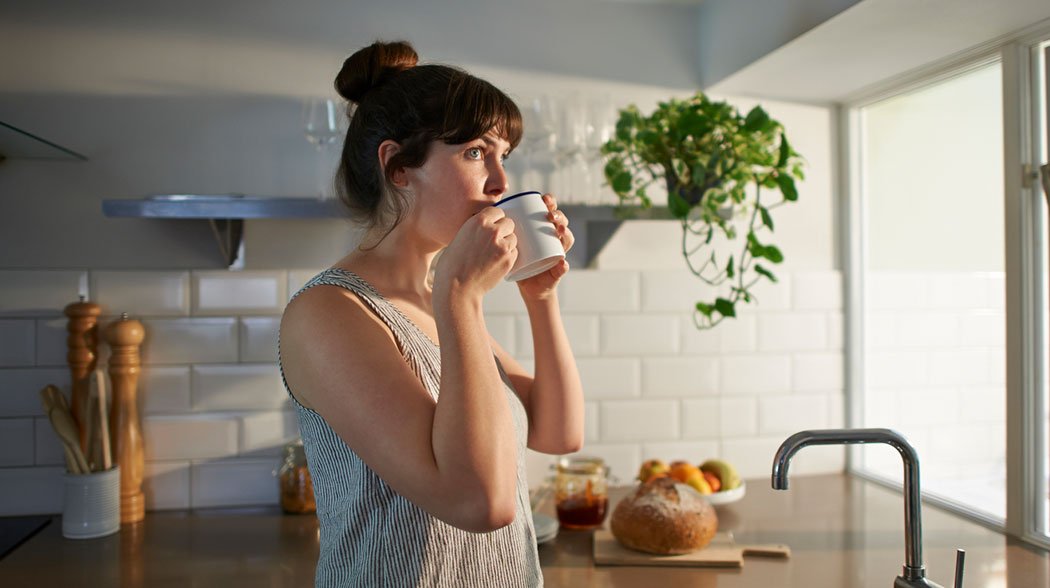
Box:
[0,121,87,161]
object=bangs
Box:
[437,73,523,150]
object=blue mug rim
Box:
[492,191,542,207]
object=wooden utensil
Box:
[107,313,146,524]
[39,385,90,474]
[64,297,101,454]
[92,369,112,471]
[593,529,790,568]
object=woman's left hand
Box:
[517,193,574,300]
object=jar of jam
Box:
[553,456,609,530]
[278,439,315,514]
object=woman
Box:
[279,40,584,587]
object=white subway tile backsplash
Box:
[240,411,299,456]
[144,461,191,511]
[191,459,279,508]
[785,444,845,476]
[141,366,192,414]
[717,315,758,353]
[525,449,555,490]
[640,270,716,313]
[0,368,69,416]
[867,273,929,310]
[514,314,600,359]
[828,393,845,428]
[571,443,641,485]
[0,467,64,515]
[641,357,718,397]
[560,271,640,313]
[826,312,843,350]
[239,317,281,363]
[927,274,989,310]
[721,437,785,480]
[577,358,640,399]
[720,355,791,395]
[600,400,679,442]
[0,418,34,466]
[757,313,828,352]
[747,273,791,311]
[719,397,758,438]
[33,318,68,367]
[681,398,720,439]
[582,402,600,443]
[927,349,990,386]
[898,387,961,426]
[987,273,1005,310]
[0,270,87,316]
[192,270,287,315]
[485,315,517,357]
[958,310,1005,347]
[894,312,960,348]
[865,351,929,389]
[483,280,526,314]
[140,318,238,365]
[600,315,678,356]
[91,271,190,316]
[792,353,843,392]
[144,415,239,460]
[679,318,721,354]
[758,394,829,436]
[641,440,720,464]
[34,416,66,466]
[0,320,34,367]
[792,272,842,310]
[193,270,287,317]
[192,364,289,411]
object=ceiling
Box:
[710,0,1050,104]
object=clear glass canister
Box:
[278,439,315,514]
[553,455,609,529]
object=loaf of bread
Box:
[609,476,718,555]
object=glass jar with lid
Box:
[552,455,609,529]
[278,438,315,514]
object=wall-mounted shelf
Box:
[101,194,672,268]
[0,121,88,161]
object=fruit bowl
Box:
[703,481,746,506]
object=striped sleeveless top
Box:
[278,268,543,588]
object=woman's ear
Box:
[377,140,408,188]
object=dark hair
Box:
[334,40,523,240]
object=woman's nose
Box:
[485,158,509,197]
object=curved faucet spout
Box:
[771,428,927,584]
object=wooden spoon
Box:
[39,386,90,474]
[39,386,79,474]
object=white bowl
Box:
[533,513,559,545]
[704,481,747,506]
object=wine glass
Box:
[519,95,559,191]
[301,97,343,199]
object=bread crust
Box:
[609,477,718,555]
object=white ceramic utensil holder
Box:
[62,466,120,539]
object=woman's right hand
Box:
[433,207,517,300]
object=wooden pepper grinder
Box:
[106,313,146,524]
[64,296,101,454]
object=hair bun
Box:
[335,40,419,104]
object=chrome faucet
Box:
[772,428,965,588]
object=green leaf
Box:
[726,256,735,279]
[714,297,736,318]
[695,302,714,317]
[744,106,770,133]
[776,174,798,202]
[759,206,774,230]
[754,264,777,283]
[764,244,784,263]
[611,171,632,195]
[668,190,691,219]
[777,132,791,168]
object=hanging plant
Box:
[601,92,805,329]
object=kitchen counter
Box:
[0,474,1046,587]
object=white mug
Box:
[494,191,565,282]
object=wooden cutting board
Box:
[593,529,790,568]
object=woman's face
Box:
[401,130,512,246]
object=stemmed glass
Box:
[519,95,559,192]
[301,97,343,199]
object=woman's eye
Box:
[467,147,483,159]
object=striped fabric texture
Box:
[279,268,542,587]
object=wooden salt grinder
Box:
[64,296,101,454]
[106,313,146,524]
